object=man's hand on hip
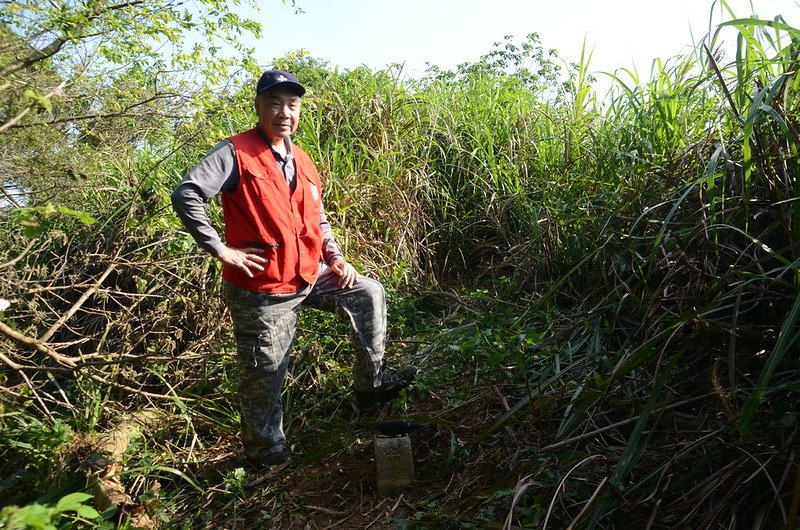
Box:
[331,260,359,289]
[217,246,267,278]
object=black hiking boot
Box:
[356,364,418,410]
[247,448,292,468]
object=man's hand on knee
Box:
[330,259,359,289]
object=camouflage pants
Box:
[224,263,386,460]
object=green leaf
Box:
[55,492,92,512]
[21,88,52,113]
[75,505,101,519]
[57,207,97,225]
[3,503,57,530]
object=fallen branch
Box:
[1,321,197,401]
[0,239,36,270]
[90,409,166,529]
[0,320,78,367]
[38,262,116,342]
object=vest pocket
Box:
[239,238,283,283]
[240,239,280,248]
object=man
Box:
[171,69,416,466]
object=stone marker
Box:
[375,434,414,495]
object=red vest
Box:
[222,128,323,293]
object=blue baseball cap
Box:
[256,69,306,97]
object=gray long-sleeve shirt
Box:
[171,136,344,265]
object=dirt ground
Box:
[185,382,546,530]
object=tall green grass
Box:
[281,5,799,527]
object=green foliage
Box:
[222,467,247,498]
[0,415,73,498]
[0,0,262,209]
[13,203,96,238]
[0,492,106,530]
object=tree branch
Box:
[0,319,78,368]
[0,184,22,208]
[0,37,68,78]
[0,0,148,77]
[0,80,67,134]
[38,262,116,342]
[0,239,37,270]
[4,90,189,131]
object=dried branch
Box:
[38,262,116,342]
[0,320,78,368]
[0,239,37,270]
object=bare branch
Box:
[0,320,78,368]
[0,239,36,270]
[0,184,22,208]
[38,262,116,342]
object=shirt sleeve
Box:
[170,140,238,257]
[320,209,344,265]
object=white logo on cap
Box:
[277,75,288,82]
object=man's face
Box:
[255,89,301,143]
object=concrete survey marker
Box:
[375,435,414,495]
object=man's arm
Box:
[171,140,237,257]
[319,210,357,288]
[320,210,344,266]
[171,140,267,277]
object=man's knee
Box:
[356,277,385,302]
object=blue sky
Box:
[247,0,798,91]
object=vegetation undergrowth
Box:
[1,0,799,528]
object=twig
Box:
[539,393,711,453]
[542,454,602,530]
[391,494,404,512]
[0,384,34,401]
[566,477,608,530]
[85,371,196,402]
[303,505,347,517]
[320,511,357,530]
[0,184,21,208]
[245,468,285,489]
[17,369,54,422]
[364,508,388,529]
[0,351,25,370]
[491,384,511,411]
[38,262,116,342]
[0,320,79,367]
[0,81,67,134]
[0,239,36,269]
[1,323,195,401]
